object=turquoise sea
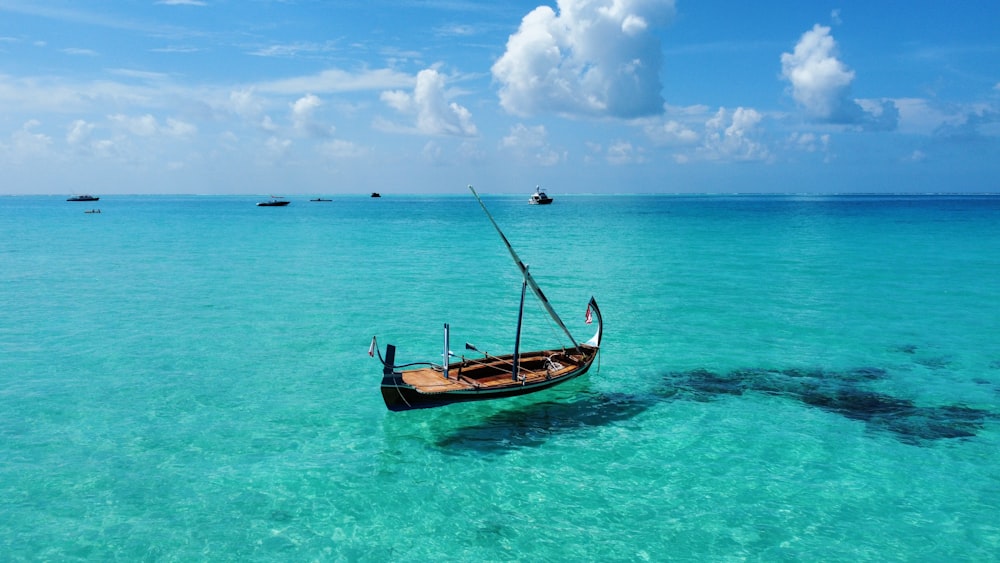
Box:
[2,193,999,561]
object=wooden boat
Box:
[372,185,602,411]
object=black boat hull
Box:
[380,361,595,411]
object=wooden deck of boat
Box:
[399,349,594,395]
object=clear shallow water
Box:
[2,194,999,560]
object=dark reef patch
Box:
[662,367,993,445]
[437,365,995,453]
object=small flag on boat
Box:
[368,336,376,357]
[585,305,593,324]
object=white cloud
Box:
[781,24,899,130]
[501,123,546,150]
[697,107,769,161]
[249,41,338,58]
[9,120,52,157]
[66,119,95,145]
[500,123,564,165]
[108,113,196,138]
[229,88,263,119]
[229,89,279,132]
[163,118,196,137]
[379,68,477,137]
[110,113,158,136]
[290,93,333,137]
[643,119,699,146]
[492,0,675,118]
[788,131,830,153]
[380,90,411,113]
[780,24,855,121]
[606,140,645,164]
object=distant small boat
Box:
[68,195,99,202]
[257,197,290,207]
[371,192,381,198]
[528,186,553,205]
[310,198,332,202]
[84,209,101,214]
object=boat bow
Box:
[584,296,603,349]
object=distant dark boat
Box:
[528,186,553,205]
[372,186,602,411]
[84,209,101,214]
[371,192,381,198]
[257,197,290,207]
[310,198,332,202]
[68,195,99,202]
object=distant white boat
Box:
[528,186,553,205]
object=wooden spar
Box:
[511,276,527,381]
[443,323,450,379]
[468,185,580,349]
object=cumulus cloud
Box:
[781,24,898,130]
[66,119,95,145]
[644,119,699,146]
[698,107,769,161]
[933,106,1000,139]
[492,0,675,118]
[606,140,645,164]
[229,89,278,132]
[788,131,830,153]
[780,25,855,120]
[290,93,333,137]
[379,68,477,136]
[500,123,564,165]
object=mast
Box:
[443,323,450,379]
[469,186,580,349]
[511,276,528,381]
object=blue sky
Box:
[1,0,998,194]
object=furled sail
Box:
[469,185,580,349]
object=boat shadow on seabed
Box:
[434,365,998,454]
